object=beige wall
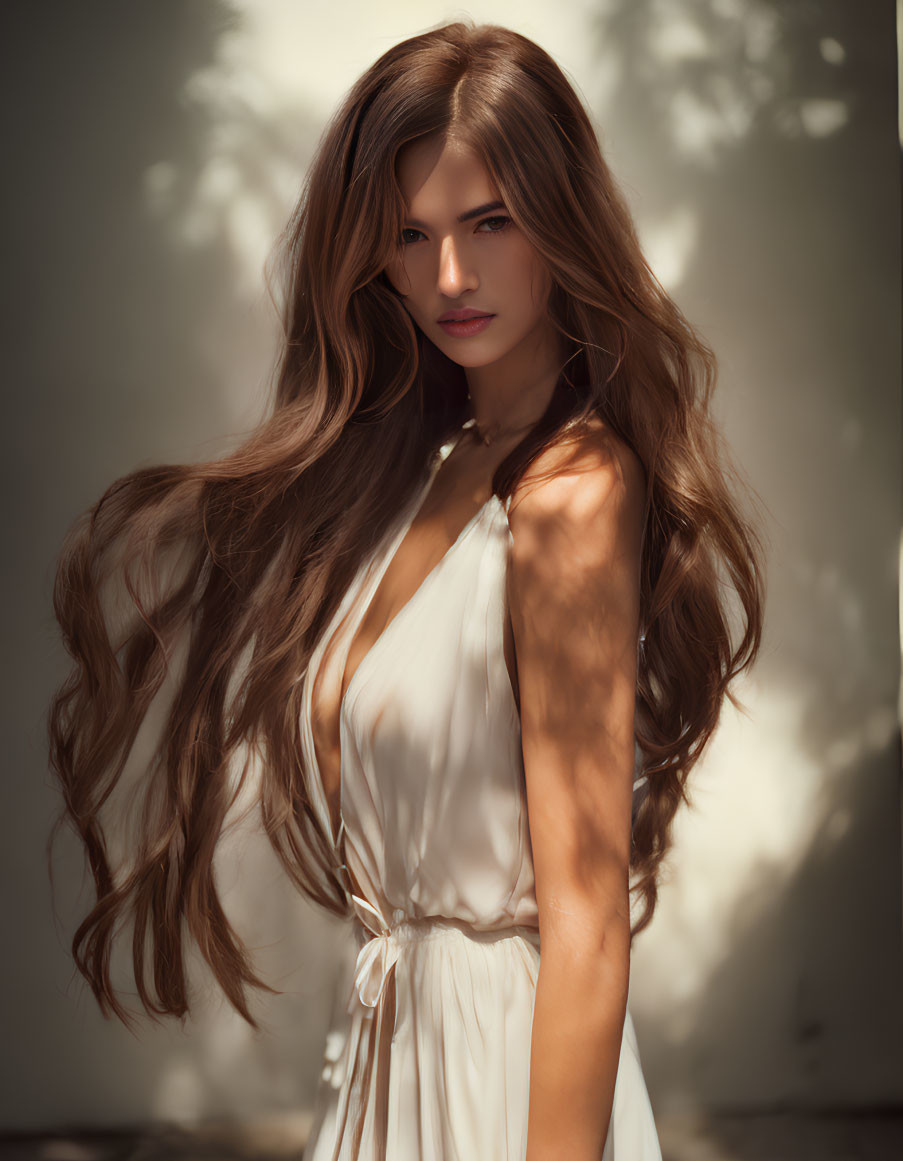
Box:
[1,0,900,1131]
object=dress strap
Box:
[436,421,474,465]
[435,437,456,464]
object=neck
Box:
[464,323,566,441]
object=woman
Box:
[48,20,765,1161]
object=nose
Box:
[436,234,478,299]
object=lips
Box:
[437,313,495,338]
[437,309,494,322]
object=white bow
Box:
[347,894,402,1014]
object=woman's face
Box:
[384,134,555,371]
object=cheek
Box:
[384,254,411,297]
[502,242,551,309]
[532,263,552,309]
[517,254,551,314]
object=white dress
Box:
[300,422,662,1161]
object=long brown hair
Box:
[48,19,766,1028]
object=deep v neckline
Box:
[339,491,501,718]
[339,422,501,721]
[308,422,505,852]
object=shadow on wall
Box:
[587,0,903,1115]
[3,0,344,1132]
[3,0,901,1137]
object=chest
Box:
[307,499,519,839]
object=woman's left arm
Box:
[506,430,647,1161]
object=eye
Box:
[477,215,512,233]
[399,215,512,246]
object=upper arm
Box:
[506,426,646,941]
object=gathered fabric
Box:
[300,424,662,1161]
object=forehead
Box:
[394,133,498,213]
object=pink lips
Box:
[438,312,495,338]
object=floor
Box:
[1,1111,901,1160]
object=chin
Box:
[448,351,509,372]
[430,334,511,367]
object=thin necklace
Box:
[463,415,540,447]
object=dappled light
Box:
[2,1,899,1157]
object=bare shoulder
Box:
[507,415,647,540]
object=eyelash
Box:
[400,215,512,245]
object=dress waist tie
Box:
[347,893,541,1016]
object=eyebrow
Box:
[405,200,507,228]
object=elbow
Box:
[537,909,631,1028]
[539,895,632,975]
